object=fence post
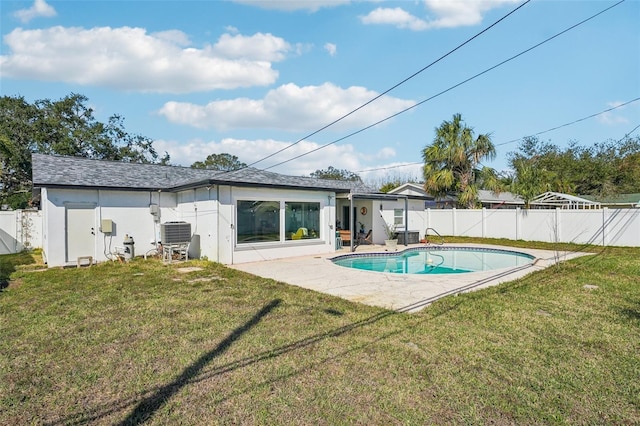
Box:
[426,208,431,234]
[555,208,561,244]
[602,207,607,246]
[515,208,521,240]
[452,208,457,236]
[482,208,486,238]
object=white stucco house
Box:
[32,154,430,267]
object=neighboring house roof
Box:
[388,184,524,206]
[478,190,524,205]
[580,193,640,207]
[31,154,368,193]
[387,183,434,199]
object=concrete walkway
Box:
[230,243,590,313]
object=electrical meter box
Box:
[101,219,113,234]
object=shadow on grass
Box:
[44,247,607,425]
[621,308,640,322]
[0,250,38,291]
[119,298,282,425]
[48,285,479,426]
[47,302,404,425]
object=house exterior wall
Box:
[40,185,339,267]
[41,188,180,267]
[176,187,219,262]
[337,199,374,238]
[377,199,426,244]
[229,186,336,264]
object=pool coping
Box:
[229,243,592,313]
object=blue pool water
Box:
[332,247,535,275]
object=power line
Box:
[615,122,640,144]
[357,162,422,174]
[242,0,532,169]
[263,0,627,172]
[356,96,640,174]
[495,97,640,147]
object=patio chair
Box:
[358,229,372,245]
[338,229,351,246]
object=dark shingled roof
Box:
[32,154,371,193]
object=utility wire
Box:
[242,0,532,169]
[615,122,640,144]
[263,0,627,172]
[355,97,640,174]
[495,97,640,147]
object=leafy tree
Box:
[508,158,552,208]
[422,113,500,208]
[191,153,247,171]
[0,96,41,208]
[0,93,169,209]
[507,136,640,197]
[616,139,640,193]
[310,166,361,182]
[364,171,422,193]
[379,181,402,193]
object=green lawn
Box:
[1,241,638,425]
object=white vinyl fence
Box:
[425,208,640,247]
[0,210,43,255]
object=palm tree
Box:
[510,158,551,208]
[422,113,498,209]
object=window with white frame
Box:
[285,202,320,240]
[393,208,404,227]
[237,200,280,244]
[236,200,321,244]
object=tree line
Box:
[421,114,640,208]
[0,94,170,209]
[1,94,638,209]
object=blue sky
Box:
[1,0,639,184]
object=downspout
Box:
[216,185,220,263]
[230,187,234,264]
[349,190,354,252]
[96,189,101,259]
[193,188,198,234]
[404,196,408,246]
[150,191,157,250]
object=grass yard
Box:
[1,240,639,425]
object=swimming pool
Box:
[332,246,536,274]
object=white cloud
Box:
[158,82,416,131]
[153,137,362,176]
[597,101,630,125]
[212,32,291,61]
[376,147,396,160]
[324,43,337,57]
[361,0,521,31]
[361,8,428,31]
[14,0,56,23]
[422,0,521,28]
[0,27,289,93]
[233,0,350,12]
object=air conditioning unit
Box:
[161,222,192,244]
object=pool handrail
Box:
[425,228,445,246]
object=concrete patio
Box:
[230,243,590,313]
